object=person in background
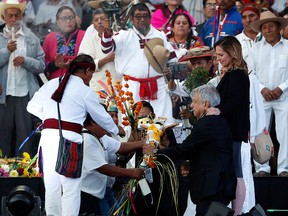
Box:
[42,6,85,80]
[80,114,145,216]
[27,54,119,216]
[196,0,217,35]
[168,13,204,59]
[279,5,288,39]
[23,0,35,25]
[144,84,237,216]
[151,0,195,33]
[236,0,245,12]
[208,36,250,216]
[271,0,287,13]
[200,0,243,47]
[249,10,288,177]
[35,0,81,25]
[0,0,45,157]
[165,47,213,102]
[78,9,122,94]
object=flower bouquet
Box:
[98,71,143,130]
[0,152,41,178]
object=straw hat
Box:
[0,0,26,16]
[179,46,212,62]
[251,10,288,32]
[144,38,170,74]
[88,0,131,9]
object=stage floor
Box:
[0,176,287,214]
[254,176,288,212]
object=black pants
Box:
[195,193,232,216]
[79,191,102,215]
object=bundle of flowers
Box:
[0,152,42,178]
[99,71,143,130]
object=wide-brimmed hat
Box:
[88,0,131,9]
[251,10,288,32]
[0,0,26,16]
[144,38,170,74]
[179,46,212,62]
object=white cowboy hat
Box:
[88,0,131,9]
[251,10,288,32]
[144,38,170,74]
[0,0,26,16]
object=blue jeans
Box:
[98,187,116,215]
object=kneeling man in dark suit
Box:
[144,84,237,216]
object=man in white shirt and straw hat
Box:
[0,0,45,157]
[249,10,288,177]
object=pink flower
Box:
[3,172,9,177]
[0,168,4,176]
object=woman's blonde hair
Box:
[214,36,248,74]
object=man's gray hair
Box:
[191,84,220,107]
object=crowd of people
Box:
[1,0,288,215]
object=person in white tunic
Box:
[80,114,145,215]
[27,54,119,216]
[101,3,178,124]
[78,9,122,95]
[250,11,288,177]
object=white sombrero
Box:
[251,10,288,32]
[0,0,26,16]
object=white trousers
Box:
[254,99,288,174]
[40,129,82,216]
[241,142,255,213]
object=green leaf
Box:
[183,67,210,93]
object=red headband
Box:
[241,6,260,17]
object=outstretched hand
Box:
[128,168,145,180]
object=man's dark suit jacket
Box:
[158,115,236,204]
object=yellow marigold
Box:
[22,168,29,177]
[9,170,19,177]
[116,80,121,84]
[23,152,31,161]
